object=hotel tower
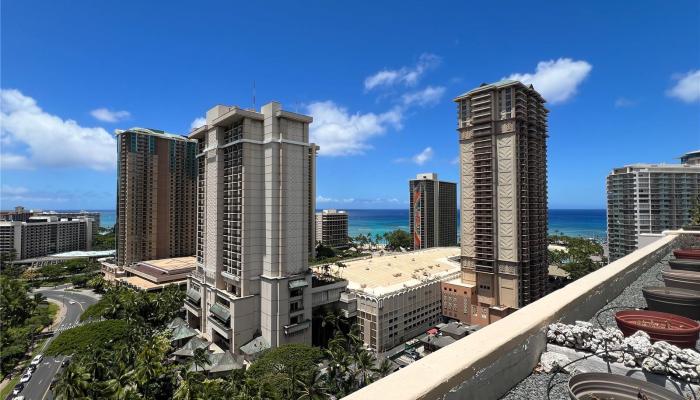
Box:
[115,128,197,267]
[185,102,317,353]
[450,80,548,324]
[409,173,457,249]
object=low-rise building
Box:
[34,210,101,241]
[345,232,699,400]
[0,206,33,222]
[315,209,349,248]
[314,247,461,353]
[0,216,93,260]
[119,256,195,292]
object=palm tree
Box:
[191,347,211,374]
[376,358,393,378]
[335,262,347,278]
[87,275,107,293]
[173,371,204,400]
[296,371,329,400]
[353,349,375,388]
[85,347,110,381]
[54,363,91,400]
[33,292,47,306]
[323,345,350,395]
[100,368,137,400]
[102,294,122,319]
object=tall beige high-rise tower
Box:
[116,128,197,267]
[185,102,316,353]
[454,80,548,322]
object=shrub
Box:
[46,320,129,356]
[79,300,109,322]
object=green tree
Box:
[54,363,91,400]
[246,344,323,382]
[691,193,700,225]
[550,235,605,281]
[88,274,108,293]
[384,229,412,250]
[191,347,210,373]
[93,229,116,251]
[0,276,35,327]
[315,243,336,260]
[353,349,376,388]
[296,371,328,400]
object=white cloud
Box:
[307,101,402,156]
[190,117,206,130]
[1,89,116,170]
[316,196,403,206]
[1,185,29,196]
[90,107,131,122]
[316,195,355,203]
[0,184,112,205]
[0,185,67,203]
[412,147,434,165]
[1,153,32,170]
[614,97,637,108]
[402,86,446,107]
[667,70,700,103]
[364,53,441,90]
[504,58,592,104]
[450,156,460,165]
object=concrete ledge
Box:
[344,234,679,400]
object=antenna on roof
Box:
[252,80,256,111]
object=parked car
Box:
[31,354,43,366]
[19,371,32,383]
[12,396,25,400]
[12,383,24,396]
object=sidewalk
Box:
[45,298,67,332]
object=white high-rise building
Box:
[0,216,93,260]
[607,150,700,261]
[185,102,316,353]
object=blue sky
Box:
[1,0,699,210]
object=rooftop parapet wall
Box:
[345,233,689,400]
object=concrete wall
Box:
[344,234,681,400]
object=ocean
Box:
[92,208,607,240]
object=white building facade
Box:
[185,102,316,353]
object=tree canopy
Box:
[384,229,412,250]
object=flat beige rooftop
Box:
[120,276,161,291]
[139,256,197,271]
[316,247,460,296]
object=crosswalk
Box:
[53,318,104,334]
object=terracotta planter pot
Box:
[614,310,700,348]
[642,286,700,320]
[673,248,700,260]
[662,268,700,291]
[568,372,685,400]
[668,258,700,272]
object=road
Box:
[12,287,99,400]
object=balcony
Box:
[284,319,311,335]
[345,232,698,400]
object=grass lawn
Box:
[0,375,21,399]
[47,302,59,318]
